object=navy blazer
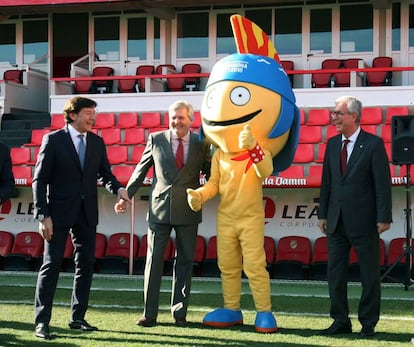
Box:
[126,130,211,225]
[32,127,122,228]
[318,130,392,236]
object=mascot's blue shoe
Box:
[203,308,243,328]
[255,311,278,333]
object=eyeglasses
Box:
[331,111,351,118]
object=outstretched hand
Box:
[187,188,202,212]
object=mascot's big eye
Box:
[230,87,250,106]
[205,88,218,108]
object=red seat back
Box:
[205,236,217,260]
[118,112,138,128]
[64,235,74,258]
[276,236,311,264]
[3,69,23,83]
[0,231,14,257]
[155,64,176,75]
[11,231,43,257]
[136,65,155,92]
[105,233,139,258]
[312,236,328,263]
[95,233,107,259]
[264,236,275,264]
[193,235,207,263]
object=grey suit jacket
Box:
[126,130,211,225]
[318,130,392,236]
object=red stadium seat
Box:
[106,146,128,165]
[272,236,312,279]
[98,232,139,274]
[312,59,342,88]
[385,107,410,125]
[11,147,31,165]
[118,112,138,128]
[280,60,294,86]
[361,107,383,125]
[182,63,202,90]
[100,128,121,145]
[202,236,220,277]
[191,111,202,129]
[308,165,323,178]
[307,109,331,126]
[127,145,145,164]
[117,76,136,93]
[112,165,134,185]
[298,126,323,143]
[192,235,207,276]
[309,236,328,280]
[48,114,65,129]
[326,125,339,140]
[140,112,161,128]
[94,113,116,129]
[155,64,176,75]
[361,125,378,135]
[3,69,24,83]
[264,236,276,273]
[384,142,392,162]
[278,165,305,178]
[366,56,392,86]
[133,234,147,275]
[136,65,155,92]
[0,231,14,266]
[299,109,305,125]
[316,143,326,163]
[166,73,185,92]
[293,144,315,163]
[12,166,32,181]
[3,231,44,271]
[123,128,146,145]
[95,233,107,259]
[92,66,114,93]
[333,58,362,87]
[25,129,50,146]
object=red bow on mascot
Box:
[187,14,300,333]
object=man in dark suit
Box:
[0,141,15,205]
[115,100,210,327]
[33,96,130,339]
[318,95,392,338]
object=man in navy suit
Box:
[115,100,210,327]
[318,96,392,338]
[33,96,130,339]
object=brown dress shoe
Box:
[174,318,187,327]
[136,317,157,327]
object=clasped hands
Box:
[114,188,132,214]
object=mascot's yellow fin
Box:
[230,14,280,63]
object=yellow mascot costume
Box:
[187,14,300,333]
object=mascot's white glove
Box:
[239,124,256,150]
[186,188,202,212]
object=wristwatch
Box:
[38,214,46,222]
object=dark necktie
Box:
[78,134,86,170]
[175,138,184,170]
[340,139,350,175]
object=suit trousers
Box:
[327,215,381,328]
[143,222,198,319]
[34,204,96,324]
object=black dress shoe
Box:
[136,317,157,327]
[320,321,352,335]
[35,323,51,339]
[174,318,187,327]
[360,326,375,338]
[69,319,98,331]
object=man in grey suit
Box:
[33,96,130,339]
[318,96,392,338]
[115,100,210,327]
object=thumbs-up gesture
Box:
[187,188,202,212]
[239,124,256,150]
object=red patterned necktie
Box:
[340,139,350,175]
[175,138,184,170]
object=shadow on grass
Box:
[281,326,413,343]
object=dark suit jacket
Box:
[0,142,15,204]
[126,130,210,225]
[32,127,123,228]
[318,130,392,235]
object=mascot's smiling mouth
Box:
[203,109,261,126]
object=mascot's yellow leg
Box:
[217,217,272,312]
